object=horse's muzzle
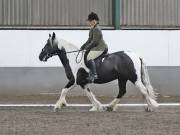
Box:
[39,51,47,62]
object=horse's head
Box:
[39,32,60,62]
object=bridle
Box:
[44,48,85,64]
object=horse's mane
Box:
[56,37,85,69]
[57,38,79,52]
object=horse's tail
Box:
[140,58,159,108]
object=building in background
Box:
[0,0,180,30]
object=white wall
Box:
[0,30,180,67]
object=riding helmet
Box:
[87,12,99,21]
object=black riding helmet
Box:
[87,12,99,21]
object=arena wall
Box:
[0,30,180,96]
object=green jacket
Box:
[81,24,108,52]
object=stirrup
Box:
[94,74,98,79]
[87,74,98,83]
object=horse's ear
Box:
[52,32,56,40]
[49,34,51,38]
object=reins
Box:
[66,50,82,54]
[74,50,84,64]
[54,49,84,64]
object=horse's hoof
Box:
[99,108,105,112]
[61,103,67,107]
[54,101,67,111]
[54,107,59,113]
[106,106,114,112]
[89,106,97,111]
[54,103,66,112]
[100,106,109,112]
[145,107,153,112]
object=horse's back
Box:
[95,51,139,83]
[98,51,140,67]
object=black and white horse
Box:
[39,32,158,112]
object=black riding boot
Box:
[87,59,98,83]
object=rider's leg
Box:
[87,59,98,83]
[86,49,108,83]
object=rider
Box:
[80,12,108,83]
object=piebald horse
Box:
[39,32,158,112]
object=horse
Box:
[39,32,159,112]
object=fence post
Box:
[113,0,120,29]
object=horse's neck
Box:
[58,38,79,52]
[57,38,85,73]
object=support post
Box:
[113,0,120,29]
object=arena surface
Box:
[0,95,179,135]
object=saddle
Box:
[85,48,109,68]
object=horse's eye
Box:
[47,53,52,57]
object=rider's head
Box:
[86,12,99,28]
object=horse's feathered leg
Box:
[140,59,159,108]
[135,80,158,112]
[54,53,76,112]
[106,79,127,111]
[54,85,75,112]
[84,86,104,112]
[134,58,158,112]
[135,81,153,111]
